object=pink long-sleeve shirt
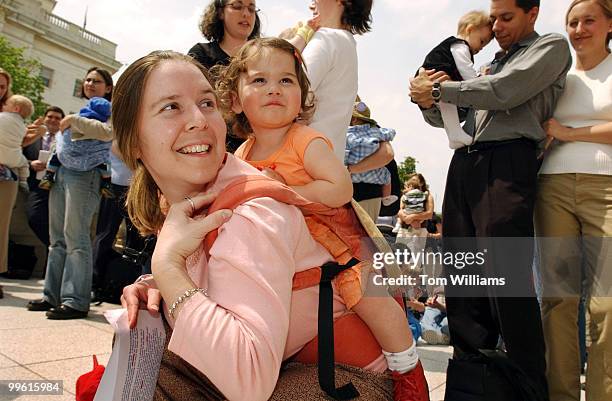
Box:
[166,154,385,401]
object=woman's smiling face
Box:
[566,0,612,55]
[136,60,227,199]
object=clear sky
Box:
[53,0,572,210]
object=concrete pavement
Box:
[0,277,452,401]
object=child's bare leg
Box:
[352,296,413,352]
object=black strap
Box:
[318,259,361,400]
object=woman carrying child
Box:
[286,0,373,162]
[395,174,434,261]
[346,99,398,222]
[0,90,33,295]
[27,67,114,319]
[116,49,400,401]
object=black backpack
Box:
[97,237,156,304]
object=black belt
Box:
[455,138,535,154]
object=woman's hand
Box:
[25,117,46,137]
[121,276,161,329]
[407,298,426,313]
[543,118,574,142]
[153,192,233,268]
[59,115,76,132]
[307,14,321,31]
[398,209,414,224]
[426,295,446,312]
[30,160,46,172]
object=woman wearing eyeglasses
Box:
[26,67,115,320]
[188,0,260,71]
[188,0,261,153]
[188,0,261,152]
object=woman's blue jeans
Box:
[43,167,100,312]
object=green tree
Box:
[0,36,46,118]
[397,156,417,184]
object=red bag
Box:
[76,355,105,401]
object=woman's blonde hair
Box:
[112,50,212,235]
[457,10,492,36]
[566,0,612,49]
[0,68,13,107]
[215,37,315,138]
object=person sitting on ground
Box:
[346,99,398,218]
[418,10,494,149]
[406,290,449,346]
[218,37,429,401]
[116,49,401,401]
[0,95,34,189]
[39,97,114,198]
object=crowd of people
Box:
[0,0,610,400]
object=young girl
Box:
[419,10,493,149]
[217,37,429,401]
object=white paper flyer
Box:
[94,309,166,401]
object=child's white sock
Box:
[447,131,473,149]
[382,342,419,374]
[382,195,398,206]
[438,101,473,149]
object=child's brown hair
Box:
[215,37,315,138]
[405,173,428,192]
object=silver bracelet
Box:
[169,288,208,319]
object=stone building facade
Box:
[0,0,121,113]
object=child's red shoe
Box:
[391,361,430,401]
